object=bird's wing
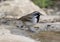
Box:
[18,14,33,22]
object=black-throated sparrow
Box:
[18,11,42,32]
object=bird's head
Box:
[32,11,42,23]
[33,11,42,16]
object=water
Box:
[31,31,60,42]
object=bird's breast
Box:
[32,17,37,24]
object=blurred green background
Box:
[32,0,55,8]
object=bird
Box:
[18,11,42,32]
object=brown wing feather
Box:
[18,13,33,22]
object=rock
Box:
[0,31,38,42]
[40,15,60,23]
[0,29,10,35]
[0,25,38,42]
[0,0,46,19]
[34,22,60,32]
[43,8,55,15]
